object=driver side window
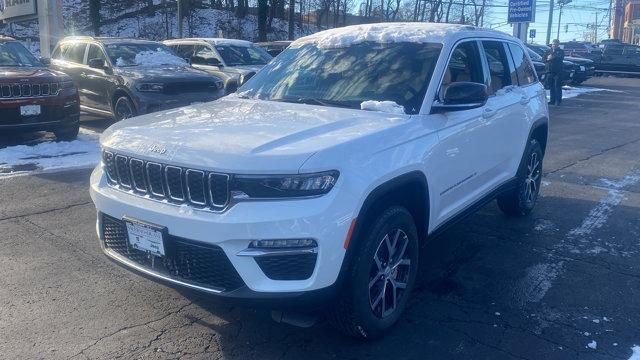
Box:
[440,41,485,99]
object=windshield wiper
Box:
[273,97,353,108]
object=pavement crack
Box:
[0,201,92,223]
[67,301,193,359]
[544,136,640,176]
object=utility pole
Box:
[37,0,65,57]
[546,0,555,44]
[556,0,571,41]
[594,12,598,42]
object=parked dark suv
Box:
[0,36,80,140]
[526,43,595,84]
[48,37,224,121]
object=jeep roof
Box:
[164,38,254,47]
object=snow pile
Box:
[587,340,597,349]
[546,86,615,101]
[360,100,406,115]
[0,129,100,177]
[295,23,465,49]
[116,50,187,67]
[629,345,640,360]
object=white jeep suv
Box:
[90,23,548,338]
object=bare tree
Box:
[89,0,101,36]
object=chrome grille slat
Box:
[103,152,230,211]
[146,162,165,197]
[165,166,185,201]
[186,169,207,206]
[129,158,147,193]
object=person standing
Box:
[545,39,565,105]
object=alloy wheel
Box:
[115,99,133,120]
[524,151,541,204]
[368,228,412,319]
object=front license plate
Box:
[125,219,166,257]
[20,105,41,116]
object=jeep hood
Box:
[101,97,409,173]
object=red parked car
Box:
[0,36,80,140]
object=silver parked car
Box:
[164,38,272,94]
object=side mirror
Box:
[431,82,488,113]
[88,58,107,69]
[40,57,51,66]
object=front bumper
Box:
[90,165,356,299]
[0,93,80,132]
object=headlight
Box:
[136,83,164,92]
[231,171,339,199]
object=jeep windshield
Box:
[105,43,186,67]
[0,41,41,67]
[214,44,272,66]
[238,42,442,114]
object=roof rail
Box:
[60,35,95,41]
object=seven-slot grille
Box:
[102,151,230,210]
[0,82,60,98]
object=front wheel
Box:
[113,96,136,121]
[497,138,543,216]
[328,206,419,339]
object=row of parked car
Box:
[554,39,640,75]
[0,35,290,140]
[1,33,622,143]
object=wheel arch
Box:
[529,116,549,155]
[339,171,430,278]
[111,87,136,115]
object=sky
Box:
[482,0,612,43]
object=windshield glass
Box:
[214,44,272,66]
[238,42,442,114]
[105,43,185,67]
[0,41,40,67]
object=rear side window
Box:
[86,44,106,63]
[64,43,87,63]
[508,43,537,86]
[482,41,513,94]
[604,45,623,55]
[440,41,485,96]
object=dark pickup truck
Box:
[594,44,640,75]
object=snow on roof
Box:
[116,50,187,67]
[292,22,508,49]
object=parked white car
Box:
[90,23,548,338]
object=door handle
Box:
[482,108,497,119]
[520,95,531,105]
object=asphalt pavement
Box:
[1,77,639,359]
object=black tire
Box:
[113,95,136,121]
[497,138,543,216]
[328,206,419,339]
[53,123,80,141]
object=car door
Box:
[428,40,501,225]
[80,43,113,112]
[480,40,526,182]
[50,42,87,90]
[623,45,640,72]
[601,45,625,71]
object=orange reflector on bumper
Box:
[343,218,357,250]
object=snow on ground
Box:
[546,86,624,101]
[587,340,597,349]
[0,129,100,178]
[360,100,406,115]
[629,345,640,360]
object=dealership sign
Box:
[508,0,535,23]
[0,0,37,21]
